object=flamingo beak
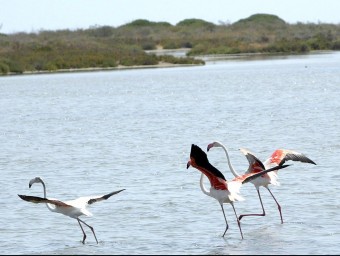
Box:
[207,143,213,152]
[186,160,191,169]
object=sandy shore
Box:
[145,48,191,57]
[3,61,203,76]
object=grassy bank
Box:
[1,13,340,75]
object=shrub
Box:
[0,62,9,74]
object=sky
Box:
[1,0,340,34]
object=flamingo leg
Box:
[220,204,229,237]
[238,188,266,221]
[265,187,283,224]
[78,218,99,244]
[230,202,244,239]
[77,218,87,244]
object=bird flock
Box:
[188,142,316,239]
[18,141,316,243]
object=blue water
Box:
[0,52,339,254]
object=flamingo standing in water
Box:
[207,141,316,223]
[18,177,125,244]
[186,144,289,238]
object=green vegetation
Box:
[1,13,340,75]
[233,13,286,26]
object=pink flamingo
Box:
[186,144,289,238]
[207,141,316,223]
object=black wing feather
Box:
[88,189,125,205]
[281,153,316,166]
[190,144,226,181]
[242,164,290,184]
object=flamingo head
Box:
[207,141,223,151]
[29,177,43,188]
[186,159,191,169]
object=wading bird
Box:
[207,141,316,223]
[18,177,125,244]
[186,144,289,239]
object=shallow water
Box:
[0,52,339,254]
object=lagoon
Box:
[0,52,339,254]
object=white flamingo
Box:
[207,141,316,223]
[186,144,289,238]
[18,177,125,244]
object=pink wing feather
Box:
[264,149,316,169]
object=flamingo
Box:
[18,177,125,244]
[186,144,289,238]
[207,141,316,223]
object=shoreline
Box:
[196,50,336,61]
[2,62,203,77]
[1,50,336,77]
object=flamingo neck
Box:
[200,173,211,197]
[40,180,55,212]
[220,144,240,177]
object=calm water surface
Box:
[0,52,339,255]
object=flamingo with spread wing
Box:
[207,141,316,223]
[186,144,289,238]
[18,177,125,244]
